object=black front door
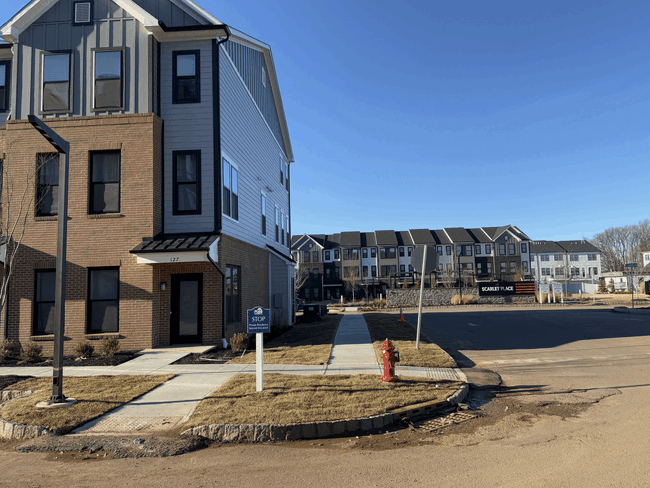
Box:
[170,274,203,344]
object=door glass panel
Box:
[178,280,198,336]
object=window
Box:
[363,266,368,277]
[225,265,241,324]
[591,267,598,276]
[500,262,507,273]
[499,244,506,255]
[344,266,359,278]
[343,248,349,260]
[521,243,528,254]
[313,268,318,276]
[465,245,472,256]
[371,265,377,277]
[73,1,92,24]
[510,261,516,273]
[407,247,413,257]
[508,244,515,255]
[36,153,59,216]
[485,244,491,255]
[280,157,284,184]
[334,267,340,279]
[446,246,452,255]
[326,268,331,278]
[487,262,492,274]
[334,250,340,260]
[475,245,481,255]
[325,251,330,260]
[456,246,462,256]
[87,268,119,333]
[400,265,405,273]
[541,255,550,262]
[303,251,310,263]
[313,251,318,262]
[93,48,124,110]
[388,248,396,258]
[304,288,310,300]
[262,66,266,87]
[0,60,9,112]
[531,268,536,278]
[362,248,368,258]
[370,248,376,258]
[172,51,200,103]
[437,246,443,255]
[522,261,529,272]
[281,212,285,245]
[380,248,386,259]
[173,151,200,215]
[33,270,56,335]
[555,267,564,277]
[286,217,290,247]
[313,288,319,300]
[351,248,359,260]
[588,254,597,261]
[261,195,266,235]
[554,254,563,261]
[223,159,238,220]
[570,255,578,261]
[285,162,289,191]
[42,52,71,113]
[477,262,482,273]
[409,265,413,272]
[89,151,120,214]
[542,268,551,276]
[466,263,473,270]
[399,247,405,257]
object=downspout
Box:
[213,26,231,234]
[206,237,226,342]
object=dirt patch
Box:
[0,351,139,368]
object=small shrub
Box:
[73,341,95,359]
[21,341,43,363]
[607,279,615,294]
[451,295,461,305]
[536,293,549,303]
[0,339,20,360]
[230,332,249,353]
[99,335,120,358]
[461,295,477,304]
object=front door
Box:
[170,274,202,344]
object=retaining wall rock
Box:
[387,288,535,307]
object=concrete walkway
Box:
[1,314,466,434]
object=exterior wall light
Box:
[160,282,167,291]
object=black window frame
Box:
[363,266,368,277]
[172,150,201,215]
[499,244,506,255]
[370,248,376,258]
[325,250,331,260]
[275,208,279,242]
[521,243,528,254]
[35,152,60,217]
[399,247,405,257]
[223,158,238,221]
[465,245,472,256]
[87,267,120,333]
[371,265,377,277]
[437,246,443,255]
[334,249,340,260]
[312,251,318,262]
[172,50,200,104]
[225,265,241,324]
[0,59,10,113]
[89,150,121,215]
[475,245,481,255]
[41,50,73,114]
[486,244,491,254]
[92,47,125,111]
[33,269,56,335]
[261,194,266,236]
[446,246,451,255]
[508,243,516,255]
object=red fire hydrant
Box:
[381,339,399,382]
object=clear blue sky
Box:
[2,0,649,241]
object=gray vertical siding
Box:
[220,45,290,251]
[224,41,286,156]
[161,40,214,234]
[131,0,202,27]
[270,254,290,326]
[15,0,151,119]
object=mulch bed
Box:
[174,326,292,365]
[0,352,139,368]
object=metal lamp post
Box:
[28,115,70,404]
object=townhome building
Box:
[0,0,294,353]
[291,225,532,301]
[530,240,602,282]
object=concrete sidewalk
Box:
[1,313,466,434]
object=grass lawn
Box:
[186,373,461,426]
[228,313,343,365]
[364,313,456,368]
[1,375,174,435]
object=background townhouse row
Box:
[0,0,294,354]
[291,225,533,301]
[530,241,602,284]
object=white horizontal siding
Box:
[161,39,214,234]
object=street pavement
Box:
[0,313,465,434]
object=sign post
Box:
[247,306,270,391]
[626,263,637,309]
[411,245,437,349]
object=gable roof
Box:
[556,240,601,253]
[444,227,474,243]
[530,241,566,253]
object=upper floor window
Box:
[325,250,330,260]
[437,246,443,255]
[588,254,597,261]
[521,243,528,254]
[475,245,481,255]
[312,251,318,262]
[370,248,376,258]
[173,151,200,215]
[541,254,550,261]
[303,250,310,263]
[334,249,340,260]
[465,245,472,256]
[285,162,289,191]
[508,243,515,255]
[36,153,59,216]
[408,247,413,257]
[554,254,563,261]
[93,48,124,111]
[281,212,285,245]
[446,246,452,255]
[399,247,405,257]
[261,194,266,236]
[485,244,491,255]
[570,254,578,261]
[223,158,238,220]
[173,51,200,104]
[0,60,9,112]
[280,157,284,184]
[42,52,71,113]
[362,248,368,259]
[499,243,506,255]
[456,245,462,256]
[89,151,120,214]
[275,208,279,242]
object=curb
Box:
[181,383,469,443]
[613,307,650,314]
[0,391,54,440]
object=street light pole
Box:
[28,115,70,404]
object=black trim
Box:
[0,44,12,50]
[33,269,56,336]
[172,50,200,104]
[0,59,10,113]
[88,150,121,215]
[91,46,125,112]
[159,21,228,33]
[170,273,203,344]
[172,150,201,215]
[213,28,230,234]
[72,1,93,26]
[87,267,120,334]
[266,244,295,263]
[35,152,59,217]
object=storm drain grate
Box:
[415,411,477,432]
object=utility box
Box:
[302,304,321,322]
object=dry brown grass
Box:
[186,373,461,426]
[364,313,456,368]
[229,313,343,365]
[1,375,173,434]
